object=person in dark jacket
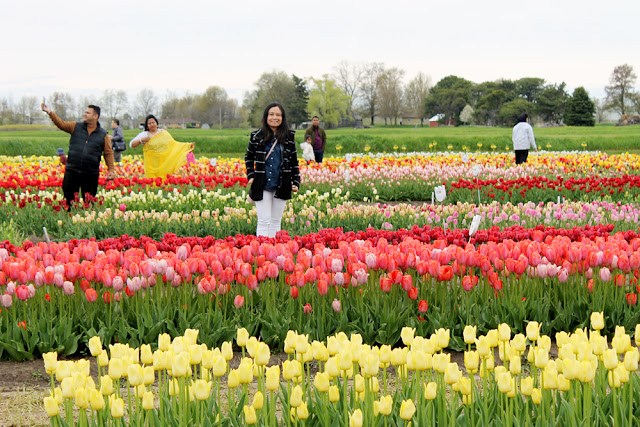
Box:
[303,116,326,163]
[42,102,116,207]
[109,119,126,163]
[245,102,300,237]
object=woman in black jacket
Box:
[245,103,300,237]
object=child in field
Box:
[56,148,67,165]
[300,136,315,164]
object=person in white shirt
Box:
[300,136,315,163]
[512,112,538,164]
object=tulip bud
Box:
[399,399,416,421]
[89,336,103,357]
[228,369,239,389]
[43,352,58,375]
[142,391,154,410]
[252,391,264,410]
[44,396,60,417]
[400,327,415,346]
[110,397,125,418]
[255,342,271,366]
[349,409,363,427]
[591,312,604,331]
[266,365,280,391]
[296,401,309,420]
[99,375,114,396]
[314,372,330,392]
[329,385,340,402]
[158,333,171,351]
[193,379,211,401]
[243,405,257,425]
[378,394,393,415]
[526,321,541,342]
[463,325,477,344]
[498,323,511,342]
[89,388,104,410]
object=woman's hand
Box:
[292,185,299,193]
[190,143,195,150]
[247,178,254,187]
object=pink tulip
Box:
[234,295,245,308]
[558,268,569,283]
[27,284,36,298]
[62,281,75,296]
[599,267,611,283]
[332,299,341,313]
[5,281,16,296]
[112,276,124,292]
[119,203,126,212]
[303,303,312,314]
[1,294,12,308]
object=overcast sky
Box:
[2,0,639,105]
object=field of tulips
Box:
[41,318,640,426]
[2,148,640,424]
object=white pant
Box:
[255,191,287,238]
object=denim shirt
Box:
[264,138,282,191]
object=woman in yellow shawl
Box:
[129,114,195,179]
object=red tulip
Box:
[627,293,637,306]
[303,303,312,314]
[103,291,112,304]
[290,287,299,299]
[418,300,428,313]
[85,288,97,302]
[317,279,328,296]
[462,275,474,291]
[380,277,392,293]
[407,286,418,300]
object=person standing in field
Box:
[245,103,300,238]
[300,136,315,164]
[109,119,126,164]
[512,112,538,164]
[304,116,326,163]
[41,102,116,207]
[129,114,195,179]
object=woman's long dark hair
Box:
[517,113,529,123]
[260,103,290,143]
[144,114,159,131]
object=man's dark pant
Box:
[62,169,99,207]
[314,150,324,163]
[515,149,529,165]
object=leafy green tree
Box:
[536,83,569,124]
[289,75,309,127]
[424,75,473,125]
[308,75,350,128]
[474,89,507,126]
[243,71,299,127]
[565,87,595,126]
[516,78,545,103]
[498,99,534,126]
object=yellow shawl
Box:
[143,130,194,179]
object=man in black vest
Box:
[42,102,116,207]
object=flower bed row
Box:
[2,226,640,360]
[42,315,640,426]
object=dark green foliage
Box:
[565,87,596,126]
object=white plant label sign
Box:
[344,170,350,182]
[469,215,481,237]
[435,185,446,202]
[472,165,481,177]
[210,158,217,167]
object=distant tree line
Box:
[1,64,637,128]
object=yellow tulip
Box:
[284,331,297,354]
[110,397,125,418]
[252,391,264,410]
[379,345,392,365]
[531,388,541,405]
[202,349,214,370]
[88,388,104,410]
[608,370,622,388]
[43,352,57,375]
[255,342,271,366]
[184,328,199,346]
[435,328,450,349]
[295,334,310,354]
[511,334,527,353]
[168,378,180,396]
[212,356,227,377]
[266,365,280,391]
[464,351,479,374]
[391,348,406,366]
[290,385,303,407]
[228,369,240,389]
[578,361,597,383]
[458,376,472,396]
[89,336,103,357]
[400,327,415,346]
[526,321,540,342]
[73,387,89,409]
[497,372,512,394]
[314,372,330,392]
[43,396,60,417]
[61,377,74,399]
[476,336,491,357]
[326,356,340,378]
[141,366,154,386]
[189,344,203,365]
[55,360,73,381]
[498,323,511,342]
[463,325,477,344]
[591,312,604,331]
[95,350,108,368]
[612,334,631,355]
[445,362,460,385]
[349,409,363,427]
[193,379,211,400]
[399,399,416,420]
[433,353,449,374]
[635,324,640,346]
[158,333,171,351]
[624,348,639,371]
[283,359,300,380]
[616,364,630,384]
[329,385,340,402]
[542,367,558,390]
[486,329,499,348]
[127,364,143,387]
[509,355,522,375]
[556,331,570,348]
[363,353,380,377]
[534,348,549,369]
[238,359,253,384]
[297,401,309,420]
[246,337,259,358]
[557,374,571,392]
[378,395,393,415]
[339,348,353,370]
[109,358,123,380]
[603,349,619,370]
[171,337,186,355]
[142,391,154,410]
[243,405,257,425]
[538,335,551,352]
[562,358,579,380]
[99,375,113,396]
[221,341,234,361]
[521,376,534,396]
[424,382,437,400]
